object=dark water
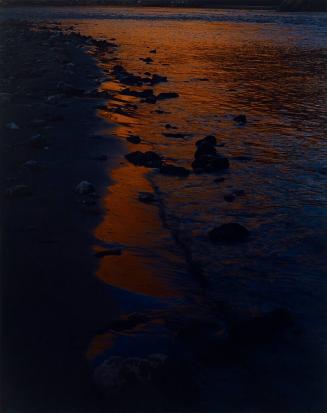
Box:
[61,11,327,404]
[2,7,327,410]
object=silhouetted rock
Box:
[140,57,154,63]
[94,354,168,394]
[160,164,190,177]
[95,249,122,258]
[157,92,179,100]
[209,223,249,243]
[150,74,167,85]
[75,181,95,195]
[192,154,229,173]
[125,151,162,168]
[127,135,141,144]
[224,193,236,202]
[195,135,217,148]
[233,114,247,124]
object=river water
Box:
[2,6,327,410]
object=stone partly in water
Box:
[75,181,95,195]
[95,249,122,258]
[192,135,229,173]
[127,135,141,144]
[156,92,179,100]
[233,114,247,124]
[94,354,168,394]
[125,151,162,168]
[209,223,249,243]
[160,164,190,177]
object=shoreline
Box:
[0,20,124,411]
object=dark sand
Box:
[0,20,123,412]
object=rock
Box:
[192,154,229,173]
[95,249,122,258]
[5,122,20,130]
[125,151,145,166]
[209,223,249,243]
[150,74,167,85]
[165,124,177,129]
[232,156,252,162]
[143,95,157,104]
[140,57,153,63]
[157,92,179,100]
[144,151,162,168]
[127,135,141,144]
[163,133,192,139]
[195,135,217,148]
[224,194,235,202]
[28,134,47,149]
[75,181,95,195]
[138,192,156,204]
[233,114,247,124]
[150,49,157,54]
[5,185,32,198]
[94,354,168,394]
[214,177,225,183]
[23,160,44,171]
[125,151,162,168]
[160,164,190,177]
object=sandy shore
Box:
[0,20,124,411]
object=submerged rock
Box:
[209,223,249,243]
[75,181,95,195]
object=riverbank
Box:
[0,20,123,411]
[1,13,327,413]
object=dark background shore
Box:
[0,20,123,412]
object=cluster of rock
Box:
[191,135,229,173]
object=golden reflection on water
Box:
[94,163,179,298]
[75,17,327,304]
